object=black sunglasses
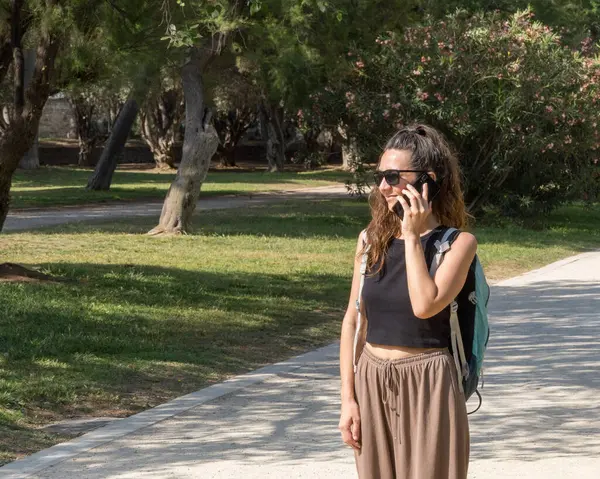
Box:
[373,169,427,186]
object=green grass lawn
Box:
[10,166,352,209]
[0,198,599,465]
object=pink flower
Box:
[412,69,422,76]
[547,143,554,150]
[545,105,553,113]
[355,61,365,68]
[392,103,401,109]
[382,110,390,119]
[434,93,444,102]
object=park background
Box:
[1,0,599,466]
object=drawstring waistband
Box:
[360,346,450,367]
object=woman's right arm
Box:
[338,231,366,450]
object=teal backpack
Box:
[428,227,490,413]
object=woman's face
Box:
[376,149,422,213]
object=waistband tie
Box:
[381,361,403,443]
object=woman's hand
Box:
[339,398,361,450]
[397,182,432,238]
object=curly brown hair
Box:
[361,124,468,275]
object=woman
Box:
[338,124,476,479]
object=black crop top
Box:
[362,227,451,348]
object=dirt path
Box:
[3,186,350,232]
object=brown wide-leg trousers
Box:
[354,347,470,479]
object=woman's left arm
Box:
[398,182,477,319]
[404,232,477,319]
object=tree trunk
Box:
[17,47,38,169]
[140,89,181,169]
[0,122,29,229]
[154,150,176,169]
[0,4,61,232]
[148,57,219,236]
[335,126,359,171]
[215,108,255,168]
[78,139,95,166]
[219,146,236,167]
[259,103,281,172]
[19,133,39,169]
[12,0,24,118]
[86,99,138,190]
[70,96,99,167]
[140,114,177,169]
[270,105,285,171]
[342,142,358,170]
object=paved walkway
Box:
[2,248,599,477]
[3,185,350,232]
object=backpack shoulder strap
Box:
[429,227,472,390]
[355,230,369,311]
[353,230,369,372]
[429,227,459,277]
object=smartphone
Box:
[393,173,441,219]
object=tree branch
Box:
[104,0,136,25]
[11,0,25,118]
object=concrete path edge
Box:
[0,344,339,478]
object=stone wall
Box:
[38,142,183,166]
[38,96,77,139]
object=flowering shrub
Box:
[334,9,600,218]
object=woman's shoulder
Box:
[433,226,477,257]
[438,225,477,243]
[449,229,478,255]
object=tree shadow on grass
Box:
[0,264,349,463]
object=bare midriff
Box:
[365,342,444,360]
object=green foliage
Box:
[420,0,600,44]
[328,9,600,217]
[159,0,248,48]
